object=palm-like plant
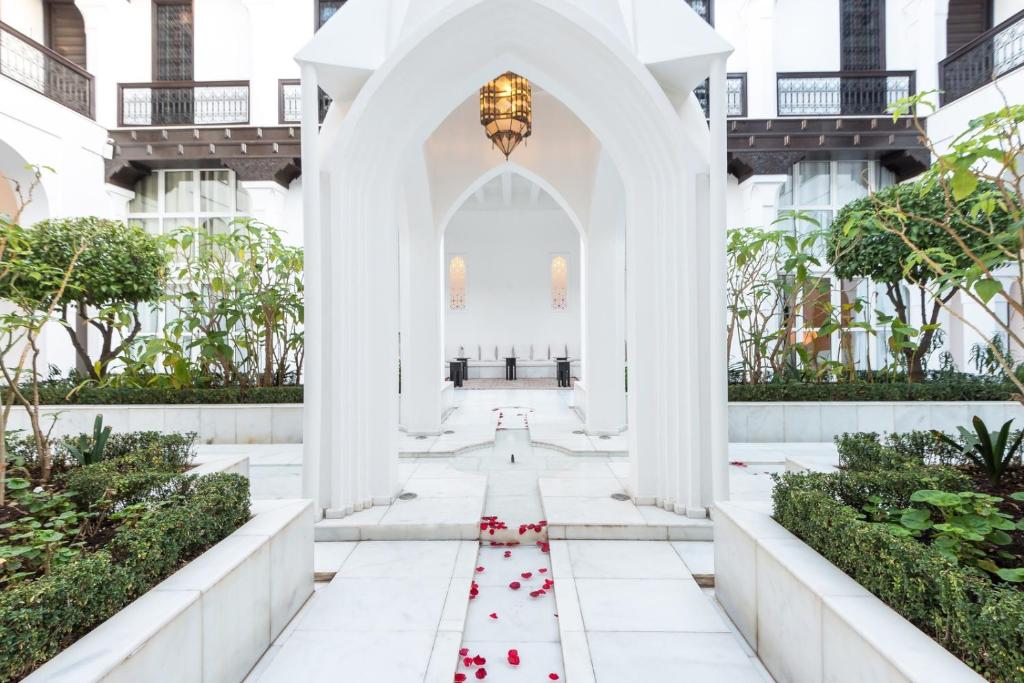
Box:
[934,416,1024,486]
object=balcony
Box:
[278,79,331,124]
[695,73,747,118]
[776,71,914,117]
[0,20,93,118]
[940,9,1024,105]
[118,81,249,127]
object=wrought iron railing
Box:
[695,73,746,118]
[777,71,915,116]
[278,79,331,124]
[940,10,1024,105]
[0,20,93,118]
[118,81,249,126]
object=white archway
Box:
[298,0,731,520]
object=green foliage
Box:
[775,466,971,514]
[0,217,168,379]
[154,219,304,388]
[773,477,1024,681]
[836,430,963,470]
[883,490,1024,582]
[830,179,1011,288]
[934,416,1023,485]
[0,481,88,585]
[64,414,111,466]
[0,473,249,682]
[35,384,304,405]
[727,379,1018,402]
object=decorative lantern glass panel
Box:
[480,72,532,159]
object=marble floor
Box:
[238,392,788,681]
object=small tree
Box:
[0,218,168,379]
[829,178,1012,381]
[0,168,84,494]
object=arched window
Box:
[551,255,568,310]
[448,256,466,311]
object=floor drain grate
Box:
[610,493,631,501]
[572,430,585,435]
[415,435,428,440]
[398,492,418,501]
[444,430,455,434]
[599,435,611,440]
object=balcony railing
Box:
[278,79,331,124]
[118,81,249,127]
[777,71,914,116]
[695,73,747,118]
[940,9,1024,105]
[0,20,93,118]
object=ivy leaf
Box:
[995,568,1024,583]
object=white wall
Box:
[772,0,840,72]
[444,208,581,361]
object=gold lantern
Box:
[480,71,532,159]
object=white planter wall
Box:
[713,502,985,683]
[728,401,1024,442]
[5,404,303,444]
[12,400,1023,445]
[24,499,313,683]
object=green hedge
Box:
[37,385,304,405]
[0,473,250,682]
[773,472,1024,681]
[728,380,1018,402]
[29,380,1021,404]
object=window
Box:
[841,0,885,71]
[551,256,568,310]
[777,161,894,367]
[448,256,466,311]
[129,169,249,338]
[153,1,193,81]
[687,0,712,24]
[317,0,347,29]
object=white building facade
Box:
[1,0,1023,515]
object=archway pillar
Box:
[582,153,627,435]
[399,153,444,435]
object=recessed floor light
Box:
[398,492,417,500]
[610,493,631,501]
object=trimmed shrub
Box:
[57,462,181,508]
[773,477,1024,681]
[38,385,303,405]
[775,467,971,513]
[835,431,963,471]
[0,473,249,682]
[728,380,1017,402]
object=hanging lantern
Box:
[480,71,532,159]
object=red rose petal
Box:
[460,648,469,657]
[509,581,521,590]
[521,572,532,579]
[549,675,560,680]
[476,566,485,573]
[455,675,467,682]
[463,657,473,667]
[503,551,512,558]
[508,649,519,657]
[538,568,548,573]
[475,669,488,680]
[489,612,498,619]
[473,655,486,666]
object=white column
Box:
[708,56,730,505]
[744,0,777,118]
[583,154,627,434]
[399,155,443,435]
[298,62,328,516]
